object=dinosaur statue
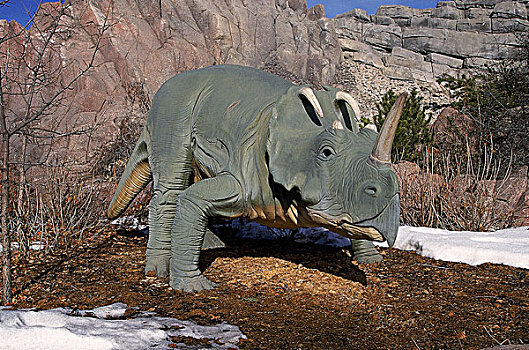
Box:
[108,65,406,292]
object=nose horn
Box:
[370,92,407,164]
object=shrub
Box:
[396,145,525,231]
[372,89,432,162]
[439,33,529,173]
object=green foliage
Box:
[373,89,432,162]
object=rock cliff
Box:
[329,0,529,118]
[65,0,341,99]
[1,0,343,165]
[335,0,529,82]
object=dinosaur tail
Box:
[107,130,152,220]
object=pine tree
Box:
[373,89,432,162]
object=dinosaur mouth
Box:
[307,210,384,241]
[307,194,400,246]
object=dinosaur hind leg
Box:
[146,144,195,277]
[146,186,182,277]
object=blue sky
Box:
[0,0,47,25]
[306,0,439,17]
[1,0,439,24]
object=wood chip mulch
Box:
[10,227,529,349]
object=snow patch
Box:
[0,303,246,350]
[0,241,46,252]
[110,216,148,232]
[395,226,529,269]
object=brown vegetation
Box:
[0,0,111,303]
[396,153,528,232]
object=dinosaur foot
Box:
[351,240,383,263]
[354,251,383,263]
[145,255,170,278]
[169,275,218,292]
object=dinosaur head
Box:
[267,85,406,246]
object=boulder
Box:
[466,8,493,19]
[385,47,432,73]
[491,1,528,19]
[411,16,458,29]
[334,16,364,40]
[456,18,492,32]
[375,5,413,18]
[432,63,461,77]
[403,27,516,59]
[454,0,506,9]
[413,8,433,17]
[382,61,434,83]
[402,27,449,55]
[362,23,402,50]
[437,1,457,7]
[382,65,415,81]
[431,107,477,151]
[464,56,500,68]
[339,38,386,68]
[492,18,529,32]
[375,5,413,26]
[431,18,459,30]
[427,53,464,68]
[370,15,395,26]
[335,8,370,22]
[410,16,431,28]
[431,5,464,20]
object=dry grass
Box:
[396,145,527,231]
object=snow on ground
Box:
[0,241,46,252]
[0,303,245,350]
[394,226,529,269]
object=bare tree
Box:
[0,0,111,304]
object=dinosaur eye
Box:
[319,146,335,160]
[364,185,380,197]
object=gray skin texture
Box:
[108,65,400,292]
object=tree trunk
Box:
[0,70,12,305]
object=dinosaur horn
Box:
[370,92,407,164]
[299,87,324,119]
[336,91,361,123]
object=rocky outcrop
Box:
[4,0,529,159]
[70,0,341,95]
[334,0,529,84]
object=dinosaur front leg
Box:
[351,239,383,263]
[170,174,243,292]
